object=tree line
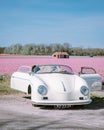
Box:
[0,43,104,56]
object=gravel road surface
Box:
[0,93,104,130]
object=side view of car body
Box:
[11,64,102,106]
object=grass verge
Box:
[0,75,21,95]
[89,94,104,108]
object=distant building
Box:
[52,52,69,58]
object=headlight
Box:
[80,86,89,96]
[38,85,47,95]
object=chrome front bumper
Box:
[32,99,92,106]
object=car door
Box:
[11,66,31,93]
[79,67,102,91]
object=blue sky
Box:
[0,0,104,48]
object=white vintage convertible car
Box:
[11,64,102,106]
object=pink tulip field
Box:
[0,55,104,82]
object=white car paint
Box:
[11,65,95,106]
[79,67,102,91]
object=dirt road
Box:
[0,93,104,130]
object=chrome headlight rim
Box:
[80,86,89,96]
[38,85,47,95]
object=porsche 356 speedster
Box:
[11,64,102,106]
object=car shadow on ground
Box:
[23,95,104,110]
[85,96,104,110]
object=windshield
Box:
[32,65,74,74]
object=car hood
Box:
[35,73,76,93]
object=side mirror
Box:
[28,71,32,75]
[78,72,81,75]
